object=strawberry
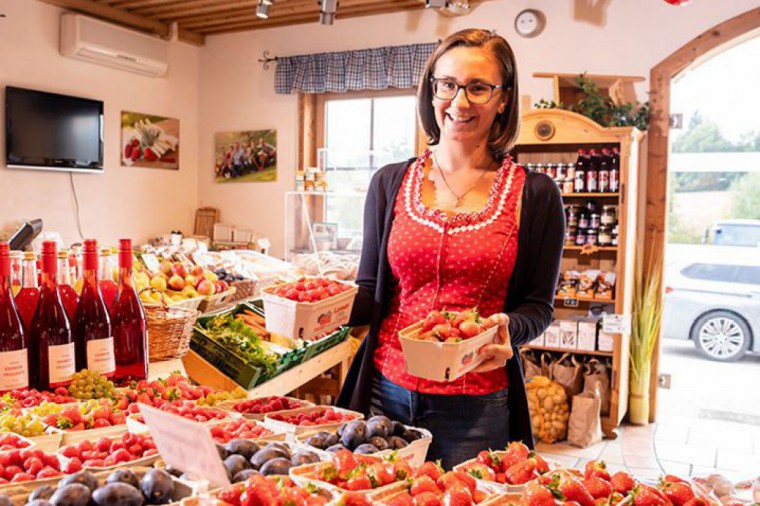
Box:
[451,472,477,493]
[423,311,447,332]
[458,321,481,338]
[442,486,473,506]
[506,459,538,485]
[390,493,415,506]
[662,475,687,485]
[583,476,613,499]
[633,485,670,506]
[461,462,496,482]
[63,458,83,474]
[522,481,561,506]
[660,482,694,506]
[342,492,372,506]
[411,476,439,497]
[344,476,372,491]
[130,146,141,161]
[585,461,611,481]
[144,147,158,161]
[124,144,133,159]
[415,461,444,482]
[681,499,708,506]
[610,472,636,494]
[559,475,596,506]
[414,492,443,506]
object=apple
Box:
[203,271,218,283]
[150,275,167,291]
[171,263,188,278]
[197,279,215,296]
[217,280,229,291]
[159,261,173,276]
[168,275,186,291]
[184,274,198,288]
[190,265,205,277]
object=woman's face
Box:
[431,46,507,148]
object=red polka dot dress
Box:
[373,150,526,395]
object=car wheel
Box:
[690,310,751,362]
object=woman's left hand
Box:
[472,313,513,373]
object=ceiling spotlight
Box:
[256,0,272,19]
[319,0,337,25]
[425,0,447,8]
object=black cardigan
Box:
[336,158,565,448]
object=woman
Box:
[337,29,564,468]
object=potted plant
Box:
[629,254,663,425]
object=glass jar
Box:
[598,226,613,246]
[611,224,619,246]
[586,200,598,213]
[545,163,556,179]
[586,229,598,246]
[556,163,565,180]
[578,211,590,229]
[566,163,576,180]
[566,205,579,227]
[565,226,578,246]
[562,177,574,194]
[575,229,587,246]
[601,205,617,226]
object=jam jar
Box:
[598,226,613,246]
[601,205,617,226]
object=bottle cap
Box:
[57,250,69,259]
[23,252,37,262]
[119,239,133,269]
[41,241,58,274]
[83,240,99,271]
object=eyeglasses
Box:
[430,77,504,105]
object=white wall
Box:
[0,0,200,247]
[197,0,759,258]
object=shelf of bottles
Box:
[0,239,148,393]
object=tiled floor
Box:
[537,421,760,481]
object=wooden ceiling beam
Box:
[142,0,253,18]
[198,1,423,34]
[106,0,183,9]
[37,0,206,45]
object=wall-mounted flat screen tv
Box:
[5,86,104,173]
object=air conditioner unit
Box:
[60,13,169,77]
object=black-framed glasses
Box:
[430,77,504,104]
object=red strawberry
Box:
[390,493,416,506]
[131,137,140,148]
[559,475,596,506]
[461,462,496,482]
[344,476,372,491]
[63,458,83,474]
[414,492,443,506]
[422,311,447,332]
[634,485,671,506]
[442,486,473,506]
[130,146,141,161]
[522,481,560,506]
[144,147,158,161]
[610,472,636,494]
[124,144,133,159]
[583,477,613,499]
[584,461,611,481]
[662,475,687,485]
[415,461,444,482]
[452,472,477,493]
[660,482,695,506]
[411,476,439,497]
[342,492,372,506]
[506,460,538,485]
[681,499,708,506]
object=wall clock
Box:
[514,9,546,38]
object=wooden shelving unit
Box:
[513,109,642,438]
[524,345,614,358]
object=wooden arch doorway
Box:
[644,7,760,421]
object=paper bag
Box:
[521,350,542,378]
[551,353,584,397]
[583,359,611,416]
[540,353,554,379]
[568,387,603,448]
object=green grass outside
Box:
[215,166,277,183]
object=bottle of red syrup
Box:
[0,242,29,393]
[73,239,115,377]
[29,241,75,390]
[110,239,148,384]
[14,252,40,334]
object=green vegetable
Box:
[204,314,279,378]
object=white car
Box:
[662,254,760,362]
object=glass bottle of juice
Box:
[15,252,40,333]
[57,250,79,324]
[0,242,29,393]
[73,239,115,376]
[111,239,148,384]
[29,241,75,390]
[99,248,118,309]
[9,251,23,297]
[70,245,84,295]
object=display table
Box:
[148,358,187,380]
[181,340,353,395]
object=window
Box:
[735,266,760,285]
[318,91,420,239]
[681,263,737,283]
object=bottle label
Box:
[0,349,29,392]
[87,337,116,377]
[49,343,76,387]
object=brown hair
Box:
[417,29,520,156]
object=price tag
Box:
[563,298,579,308]
[142,253,160,273]
[139,404,230,488]
[602,314,631,334]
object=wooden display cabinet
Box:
[512,109,642,437]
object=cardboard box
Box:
[598,328,615,352]
[544,322,561,348]
[559,320,579,350]
[398,322,499,382]
[213,223,233,242]
[262,281,358,341]
[577,319,598,351]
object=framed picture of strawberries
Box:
[121,111,180,170]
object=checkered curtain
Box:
[274,43,438,94]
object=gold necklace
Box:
[431,150,490,207]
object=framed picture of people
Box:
[214,129,277,182]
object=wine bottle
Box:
[29,241,75,390]
[14,252,40,334]
[9,250,22,297]
[0,242,29,393]
[73,239,115,376]
[111,239,148,384]
[57,250,79,324]
[99,248,118,310]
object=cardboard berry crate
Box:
[289,454,402,496]
[216,396,315,421]
[262,406,363,436]
[261,280,358,342]
[398,321,499,382]
[453,452,564,492]
[367,478,507,505]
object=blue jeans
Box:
[370,373,510,469]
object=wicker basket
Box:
[145,302,200,361]
[229,278,258,302]
[198,286,237,314]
